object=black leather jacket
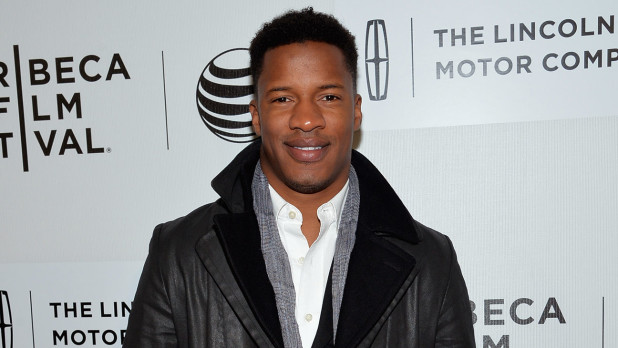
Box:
[124,141,475,347]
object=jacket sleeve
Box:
[435,237,476,348]
[123,224,178,348]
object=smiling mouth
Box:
[286,143,328,162]
[293,146,323,150]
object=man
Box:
[124,8,475,348]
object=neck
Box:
[266,171,349,246]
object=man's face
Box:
[250,41,362,198]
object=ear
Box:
[353,94,362,131]
[249,100,261,136]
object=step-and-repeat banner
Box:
[1,0,616,347]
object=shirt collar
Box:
[268,180,350,227]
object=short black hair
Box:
[249,7,358,92]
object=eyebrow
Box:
[265,84,344,94]
[266,86,291,94]
[318,84,344,90]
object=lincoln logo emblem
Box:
[365,19,389,101]
[0,291,12,348]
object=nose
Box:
[289,99,325,132]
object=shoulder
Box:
[408,222,470,308]
[414,221,456,257]
[148,200,228,264]
[409,221,460,277]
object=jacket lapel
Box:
[334,220,418,347]
[333,152,423,347]
[195,211,283,348]
[202,140,284,347]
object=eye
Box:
[322,95,340,102]
[272,96,290,103]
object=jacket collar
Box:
[350,147,423,244]
[211,139,423,244]
[211,140,261,214]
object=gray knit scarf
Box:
[252,162,360,348]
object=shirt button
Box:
[288,211,296,219]
[305,313,313,322]
[298,256,305,265]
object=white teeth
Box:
[294,146,322,150]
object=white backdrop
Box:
[1,0,616,347]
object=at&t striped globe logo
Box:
[196,48,257,143]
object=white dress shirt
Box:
[268,181,349,348]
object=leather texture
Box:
[123,141,476,348]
